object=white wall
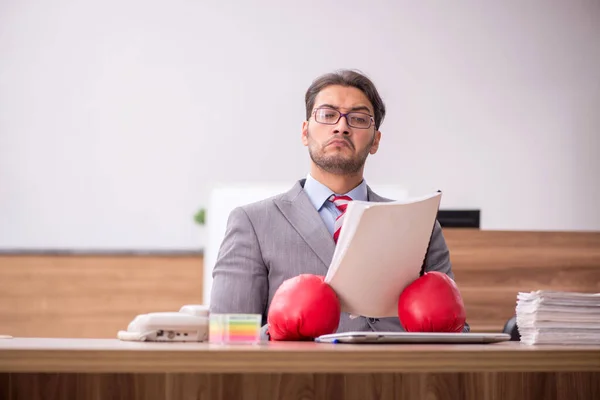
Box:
[1,0,599,251]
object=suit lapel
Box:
[273,181,392,272]
[274,181,335,272]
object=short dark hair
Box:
[305,69,386,130]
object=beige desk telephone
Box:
[117,305,209,342]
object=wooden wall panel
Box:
[0,255,204,338]
[444,229,600,332]
[0,229,598,338]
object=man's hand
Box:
[398,271,466,332]
[267,274,341,341]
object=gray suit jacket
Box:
[210,179,469,334]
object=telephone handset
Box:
[117,305,209,342]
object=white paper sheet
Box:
[324,192,442,318]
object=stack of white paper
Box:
[324,192,442,318]
[516,290,600,345]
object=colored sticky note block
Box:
[209,313,261,344]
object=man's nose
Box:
[333,115,351,135]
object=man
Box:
[210,69,468,337]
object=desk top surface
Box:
[1,337,599,373]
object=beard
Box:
[307,129,375,175]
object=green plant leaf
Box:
[194,208,206,225]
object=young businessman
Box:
[209,69,468,338]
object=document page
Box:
[325,192,442,318]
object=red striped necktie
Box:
[328,194,353,244]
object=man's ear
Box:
[301,120,309,146]
[369,130,382,154]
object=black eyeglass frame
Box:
[311,107,375,129]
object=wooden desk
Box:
[1,338,599,399]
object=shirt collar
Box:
[304,173,368,211]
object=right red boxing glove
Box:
[398,271,466,333]
[267,274,341,341]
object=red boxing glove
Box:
[398,271,466,333]
[267,274,341,341]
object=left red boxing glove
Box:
[267,274,341,341]
[398,271,466,333]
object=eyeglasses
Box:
[312,107,374,129]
